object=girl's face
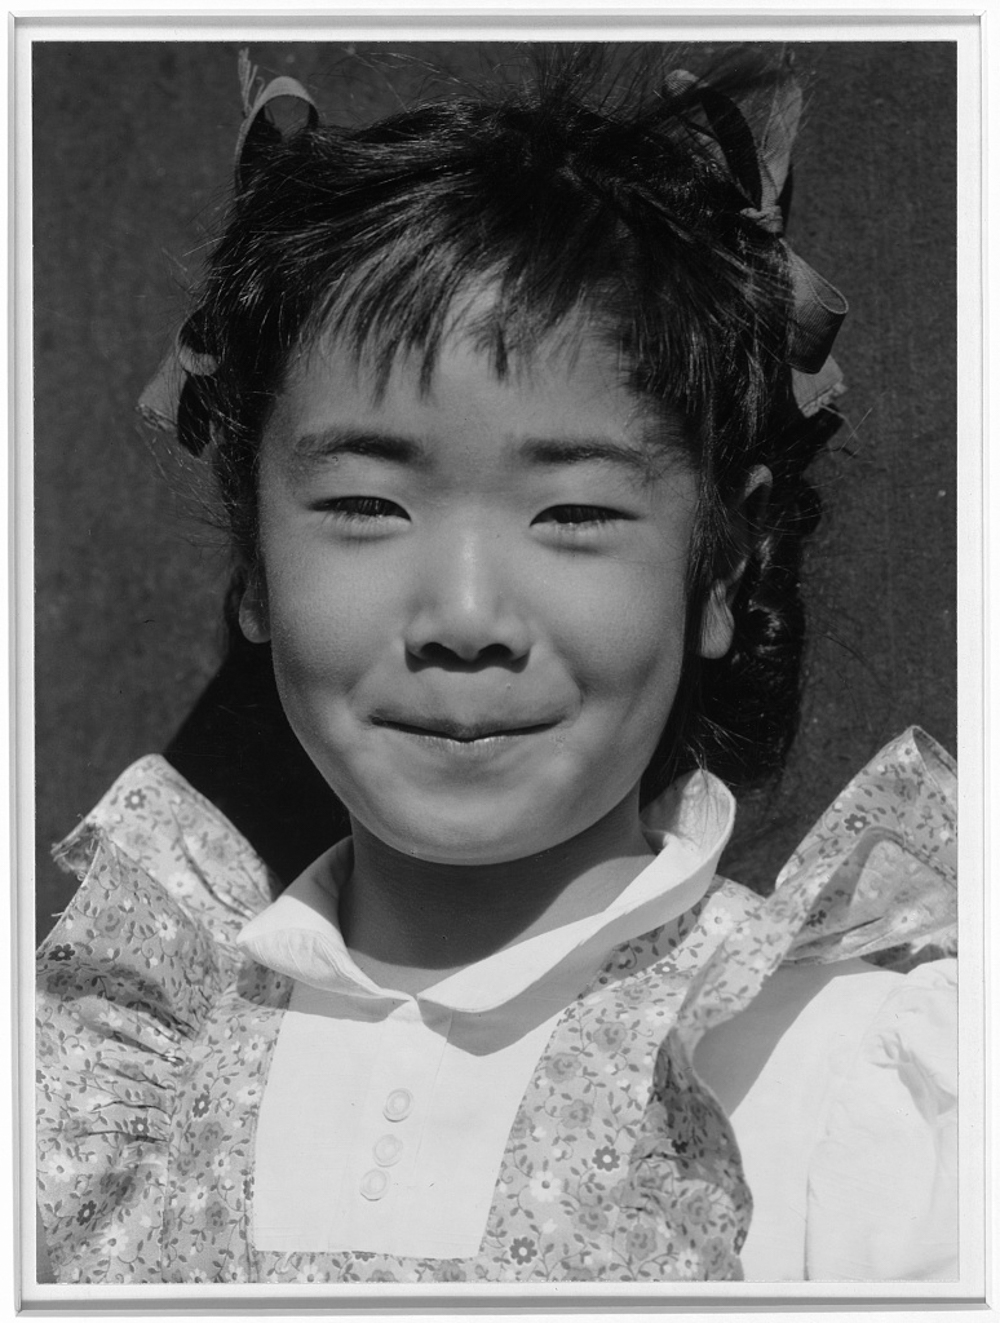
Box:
[245,322,731,866]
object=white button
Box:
[359,1168,389,1201]
[383,1088,413,1121]
[373,1133,403,1166]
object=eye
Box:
[533,504,628,529]
[315,496,409,525]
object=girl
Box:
[36,48,957,1286]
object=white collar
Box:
[237,768,735,1016]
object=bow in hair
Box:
[666,64,848,419]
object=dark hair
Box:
[177,48,841,800]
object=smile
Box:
[372,716,556,742]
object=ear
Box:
[698,580,737,661]
[238,566,271,644]
[698,465,772,661]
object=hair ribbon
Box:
[668,66,847,418]
[138,55,317,445]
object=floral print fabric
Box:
[37,728,957,1284]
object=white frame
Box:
[7,4,993,1316]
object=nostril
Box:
[413,641,465,665]
[407,641,528,672]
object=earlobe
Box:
[698,581,735,660]
[238,570,271,644]
[697,464,772,661]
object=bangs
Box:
[296,184,770,419]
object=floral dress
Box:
[36,728,957,1285]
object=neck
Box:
[338,792,654,994]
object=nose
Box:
[403,524,532,667]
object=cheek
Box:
[560,555,690,726]
[262,543,384,704]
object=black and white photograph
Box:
[18,10,985,1308]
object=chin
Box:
[383,816,550,866]
[353,792,569,866]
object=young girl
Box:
[36,49,957,1286]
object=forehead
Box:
[266,309,686,468]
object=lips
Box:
[371,714,558,742]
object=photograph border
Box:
[8,2,992,1315]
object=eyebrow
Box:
[520,436,663,478]
[290,428,429,467]
[288,427,668,478]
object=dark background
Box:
[33,40,956,939]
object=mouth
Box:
[371,715,556,743]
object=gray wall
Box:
[33,40,956,936]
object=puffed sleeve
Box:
[37,854,223,1280]
[36,756,274,1283]
[804,958,957,1281]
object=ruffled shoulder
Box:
[675,727,956,1045]
[779,727,956,968]
[37,756,278,1281]
[50,753,276,945]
